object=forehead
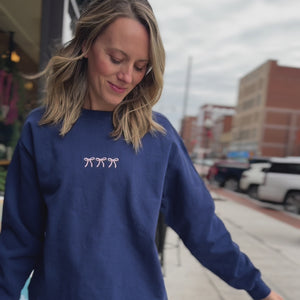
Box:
[96,17,150,60]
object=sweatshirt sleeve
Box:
[160,128,271,300]
[0,138,46,299]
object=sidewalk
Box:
[163,189,300,300]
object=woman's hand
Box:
[262,291,283,300]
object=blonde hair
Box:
[39,0,165,151]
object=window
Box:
[269,163,300,175]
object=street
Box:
[163,186,300,300]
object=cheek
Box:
[89,54,113,77]
[94,60,112,77]
[133,73,146,86]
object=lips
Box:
[108,82,127,94]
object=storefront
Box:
[0,0,88,194]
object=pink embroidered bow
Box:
[84,157,95,168]
[108,158,119,168]
[96,157,107,168]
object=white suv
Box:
[258,157,300,214]
[240,163,271,199]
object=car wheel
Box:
[284,192,300,214]
[224,178,239,191]
[248,185,258,199]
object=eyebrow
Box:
[108,48,149,63]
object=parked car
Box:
[207,159,250,191]
[239,162,271,199]
[258,157,300,214]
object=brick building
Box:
[180,116,197,154]
[230,60,300,157]
[211,115,233,157]
[194,104,235,158]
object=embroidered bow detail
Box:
[84,157,95,168]
[83,157,119,168]
[108,158,119,168]
[96,157,107,168]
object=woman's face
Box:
[84,17,150,111]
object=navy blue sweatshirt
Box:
[0,108,270,299]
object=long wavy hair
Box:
[38,0,166,151]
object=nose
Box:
[117,64,133,84]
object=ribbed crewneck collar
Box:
[80,108,113,120]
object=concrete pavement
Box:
[163,188,300,300]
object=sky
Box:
[149,0,300,130]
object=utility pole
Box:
[182,56,193,119]
[180,56,193,137]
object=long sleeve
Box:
[160,129,271,300]
[0,139,46,299]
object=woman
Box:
[0,0,283,299]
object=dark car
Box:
[207,160,250,191]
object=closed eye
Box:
[135,66,146,72]
[110,56,122,64]
[134,64,148,73]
